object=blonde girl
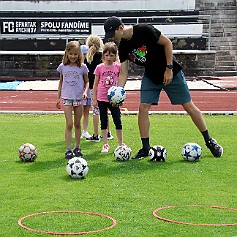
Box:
[56,41,89,159]
[85,35,114,142]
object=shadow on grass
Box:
[60,174,89,182]
[15,158,65,172]
[87,156,174,178]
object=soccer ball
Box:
[114,144,132,161]
[107,86,126,106]
[181,143,202,162]
[66,157,89,179]
[18,143,38,162]
[149,145,167,162]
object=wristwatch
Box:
[166,64,173,69]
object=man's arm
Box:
[157,34,174,85]
[157,34,173,65]
[118,60,129,87]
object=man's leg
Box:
[182,100,223,157]
[182,100,207,132]
[138,103,151,137]
[132,103,151,159]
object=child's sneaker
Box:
[86,134,101,142]
[81,130,91,139]
[107,131,114,140]
[73,147,83,157]
[101,144,110,153]
[65,150,74,159]
[206,138,223,158]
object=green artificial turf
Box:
[0,114,236,237]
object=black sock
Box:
[201,130,211,143]
[141,137,150,151]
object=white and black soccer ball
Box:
[66,157,89,179]
[107,86,126,106]
[181,143,202,162]
[114,144,132,161]
[149,145,167,162]
[18,143,38,162]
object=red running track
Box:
[0,90,236,113]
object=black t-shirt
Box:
[85,51,102,89]
[118,24,182,85]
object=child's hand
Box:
[111,103,120,107]
[56,100,61,109]
[82,93,87,100]
[94,101,98,108]
[111,102,123,107]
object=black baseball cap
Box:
[104,16,123,42]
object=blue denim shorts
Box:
[140,71,191,105]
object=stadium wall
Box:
[0,0,218,79]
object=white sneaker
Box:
[81,131,91,139]
[107,131,114,140]
[101,144,110,153]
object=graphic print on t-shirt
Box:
[128,45,147,64]
[64,70,80,87]
[101,70,116,87]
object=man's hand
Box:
[163,69,173,86]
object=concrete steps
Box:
[196,0,237,76]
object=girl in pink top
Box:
[93,42,123,153]
[56,41,89,159]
